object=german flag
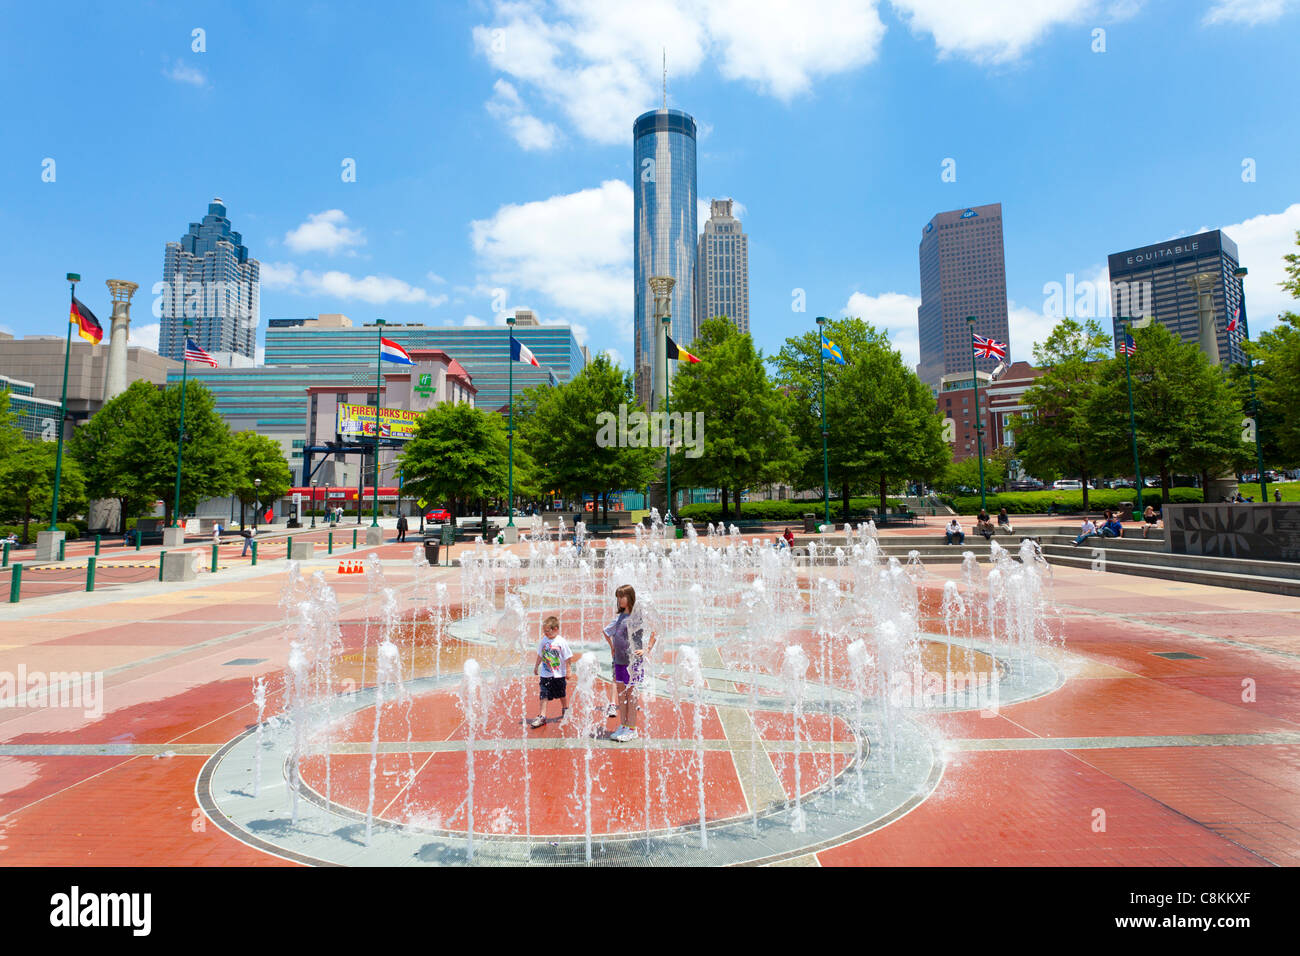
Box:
[666,334,700,363]
[70,296,103,344]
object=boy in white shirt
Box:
[530,615,575,728]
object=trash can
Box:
[803,513,817,533]
[675,527,685,539]
[423,538,440,564]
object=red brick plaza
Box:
[1,524,1296,873]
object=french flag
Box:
[511,335,539,367]
[380,337,414,365]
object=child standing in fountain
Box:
[530,615,574,728]
[603,584,657,743]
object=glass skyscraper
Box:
[160,198,260,362]
[916,202,1011,392]
[633,108,697,409]
[1107,230,1246,367]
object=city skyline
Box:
[3,2,1298,377]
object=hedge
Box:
[678,497,905,523]
[0,522,81,544]
[946,488,1203,515]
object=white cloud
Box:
[472,0,884,145]
[259,261,300,289]
[1218,202,1300,331]
[486,79,561,150]
[890,0,1098,64]
[463,314,489,326]
[1008,300,1061,363]
[842,291,923,368]
[603,347,625,367]
[284,210,365,255]
[1203,0,1295,26]
[129,322,160,353]
[255,345,265,366]
[163,59,208,87]
[298,271,447,306]
[470,179,633,319]
[426,272,448,285]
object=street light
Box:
[310,479,318,529]
[815,316,831,527]
[1234,266,1267,503]
[253,477,262,532]
[965,316,988,512]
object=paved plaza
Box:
[0,523,1297,868]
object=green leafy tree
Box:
[1011,318,1111,510]
[0,438,87,544]
[771,317,948,518]
[69,380,159,532]
[937,455,1007,497]
[231,431,293,529]
[518,354,657,522]
[670,318,800,520]
[0,390,22,462]
[117,381,239,525]
[1088,322,1249,501]
[1249,229,1300,467]
[398,402,510,536]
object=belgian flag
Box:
[665,334,700,363]
[70,296,103,344]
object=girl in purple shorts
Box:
[602,584,657,742]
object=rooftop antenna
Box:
[662,48,667,109]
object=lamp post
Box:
[172,318,193,527]
[310,479,318,529]
[815,316,831,527]
[371,319,385,527]
[1234,267,1267,502]
[648,276,675,521]
[253,478,261,532]
[662,311,673,520]
[1118,317,1145,514]
[966,316,987,513]
[506,314,516,527]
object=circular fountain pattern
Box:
[198,523,1064,865]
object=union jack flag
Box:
[184,337,219,367]
[972,333,1007,360]
[1119,333,1136,356]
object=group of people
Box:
[1072,509,1126,546]
[945,508,1014,545]
[528,584,657,743]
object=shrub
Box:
[678,497,905,522]
[0,522,81,544]
[945,488,1203,515]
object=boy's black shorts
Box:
[539,676,567,701]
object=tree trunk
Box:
[1161,466,1171,507]
[1200,469,1209,503]
[878,476,887,518]
[735,490,741,521]
[720,486,729,523]
[480,497,488,538]
[842,482,850,523]
[1081,471,1090,512]
[22,501,32,546]
[239,501,246,531]
[602,491,609,524]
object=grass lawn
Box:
[1258,481,1300,502]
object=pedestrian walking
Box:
[396,513,408,543]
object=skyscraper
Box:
[160,198,260,363]
[1106,230,1246,366]
[633,108,697,410]
[694,199,749,335]
[916,202,1010,392]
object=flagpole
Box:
[816,316,830,527]
[1234,267,1266,502]
[966,316,987,513]
[507,316,515,527]
[50,273,79,531]
[1120,318,1144,514]
[663,313,672,520]
[372,319,384,528]
[172,318,192,528]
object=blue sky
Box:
[2,0,1298,372]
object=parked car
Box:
[1052,479,1083,490]
[1010,479,1044,491]
[1107,479,1135,489]
[424,508,451,523]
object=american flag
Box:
[184,337,219,367]
[972,333,1007,360]
[1119,333,1136,356]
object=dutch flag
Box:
[511,335,540,367]
[380,337,415,365]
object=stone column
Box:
[1187,272,1219,366]
[89,280,139,533]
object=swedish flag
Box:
[821,332,846,366]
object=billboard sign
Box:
[336,403,419,442]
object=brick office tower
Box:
[917,203,1011,393]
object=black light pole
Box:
[966,316,987,512]
[310,479,318,529]
[1234,266,1267,502]
[253,478,261,532]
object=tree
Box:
[0,438,86,544]
[69,381,159,532]
[937,455,1007,497]
[231,431,292,529]
[669,318,800,520]
[1249,229,1300,467]
[771,317,948,518]
[115,381,239,525]
[398,402,510,537]
[1011,318,1112,511]
[517,354,657,522]
[1088,322,1249,501]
